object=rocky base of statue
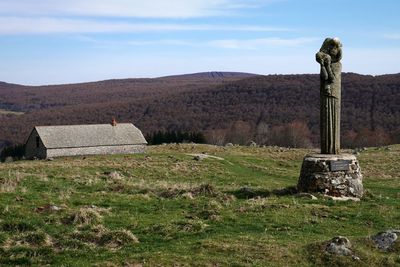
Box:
[297,154,363,198]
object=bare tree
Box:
[204,129,227,146]
[255,122,269,145]
[267,121,313,148]
[225,121,254,145]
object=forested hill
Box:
[0,72,399,148]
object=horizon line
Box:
[2,71,400,87]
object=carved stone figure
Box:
[297,38,363,198]
[316,37,342,154]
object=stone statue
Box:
[297,38,363,198]
[316,37,342,154]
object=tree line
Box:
[0,73,398,150]
[146,131,206,145]
[1,122,396,161]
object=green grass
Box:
[0,144,399,266]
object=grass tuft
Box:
[67,225,139,249]
[4,231,52,248]
[1,221,36,232]
[0,171,24,193]
[99,229,139,248]
[66,206,110,226]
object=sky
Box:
[0,0,399,85]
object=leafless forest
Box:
[0,72,399,150]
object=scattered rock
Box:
[50,205,62,211]
[296,193,318,200]
[187,153,224,161]
[352,255,361,261]
[225,143,234,147]
[371,230,400,251]
[248,141,257,147]
[324,196,360,202]
[325,236,352,256]
[15,196,24,202]
[105,171,123,180]
[182,192,194,199]
[193,155,205,161]
[35,204,62,213]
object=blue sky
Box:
[0,0,399,85]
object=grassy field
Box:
[0,144,399,266]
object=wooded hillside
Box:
[0,72,399,149]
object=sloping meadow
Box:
[0,144,399,266]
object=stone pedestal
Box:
[297,154,363,198]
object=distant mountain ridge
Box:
[0,72,258,113]
[160,71,259,79]
[0,72,258,88]
[0,72,399,148]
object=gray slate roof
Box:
[35,123,147,149]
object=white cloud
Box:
[0,1,289,34]
[0,0,276,18]
[78,36,193,47]
[0,17,291,34]
[383,34,400,40]
[76,36,316,50]
[207,37,317,49]
[0,17,193,34]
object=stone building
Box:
[25,122,147,159]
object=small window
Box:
[36,136,40,148]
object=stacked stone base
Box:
[297,154,363,198]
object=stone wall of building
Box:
[25,129,47,159]
[46,144,146,158]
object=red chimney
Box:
[111,118,117,126]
